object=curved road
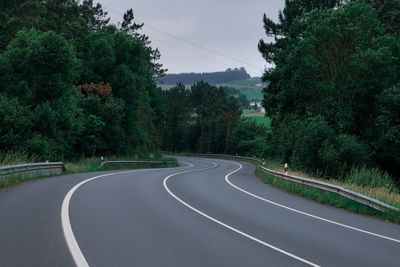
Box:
[0,157,399,266]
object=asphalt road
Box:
[0,157,399,266]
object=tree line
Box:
[259,0,400,181]
[161,82,269,156]
[157,67,251,84]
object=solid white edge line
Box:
[163,162,320,267]
[224,162,400,244]
[61,162,194,267]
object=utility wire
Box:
[145,24,262,71]
[102,5,262,76]
[150,36,249,72]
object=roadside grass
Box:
[263,160,400,210]
[0,150,37,166]
[0,173,57,189]
[64,158,103,173]
[255,168,400,224]
[343,184,400,210]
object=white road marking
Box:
[163,162,320,267]
[224,162,400,244]
[61,162,195,267]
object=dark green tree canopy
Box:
[259,0,400,179]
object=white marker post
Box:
[284,163,288,174]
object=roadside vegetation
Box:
[255,168,400,224]
[258,156,400,209]
[258,0,400,185]
[0,151,37,166]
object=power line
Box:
[102,5,262,76]
[144,24,262,71]
[150,36,259,76]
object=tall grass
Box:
[345,167,398,193]
[261,158,400,210]
[64,158,102,173]
[0,150,37,166]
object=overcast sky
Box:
[99,0,285,77]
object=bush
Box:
[320,134,369,177]
[228,119,270,158]
[23,135,61,161]
[346,167,398,193]
[0,95,32,150]
[291,116,334,170]
[272,115,334,171]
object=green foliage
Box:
[259,1,400,181]
[162,83,191,152]
[346,167,398,193]
[2,29,79,103]
[228,119,270,158]
[190,81,242,153]
[0,3,166,161]
[158,67,250,84]
[320,134,369,176]
[374,84,400,177]
[161,81,242,154]
[363,0,400,34]
[0,95,32,150]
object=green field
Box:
[246,116,271,128]
[220,78,263,100]
[158,78,264,100]
[241,109,271,128]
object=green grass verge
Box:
[0,173,58,189]
[255,168,400,224]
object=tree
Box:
[373,84,400,176]
[0,95,32,151]
[190,81,241,153]
[162,83,191,152]
[120,8,167,76]
[259,1,400,177]
[1,29,81,159]
[363,0,400,34]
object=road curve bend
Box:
[0,156,399,267]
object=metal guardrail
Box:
[258,166,399,212]
[100,160,163,167]
[174,152,399,212]
[0,162,66,181]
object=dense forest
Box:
[0,0,257,162]
[259,0,400,181]
[157,67,251,84]
[0,1,167,160]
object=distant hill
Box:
[157,67,251,84]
